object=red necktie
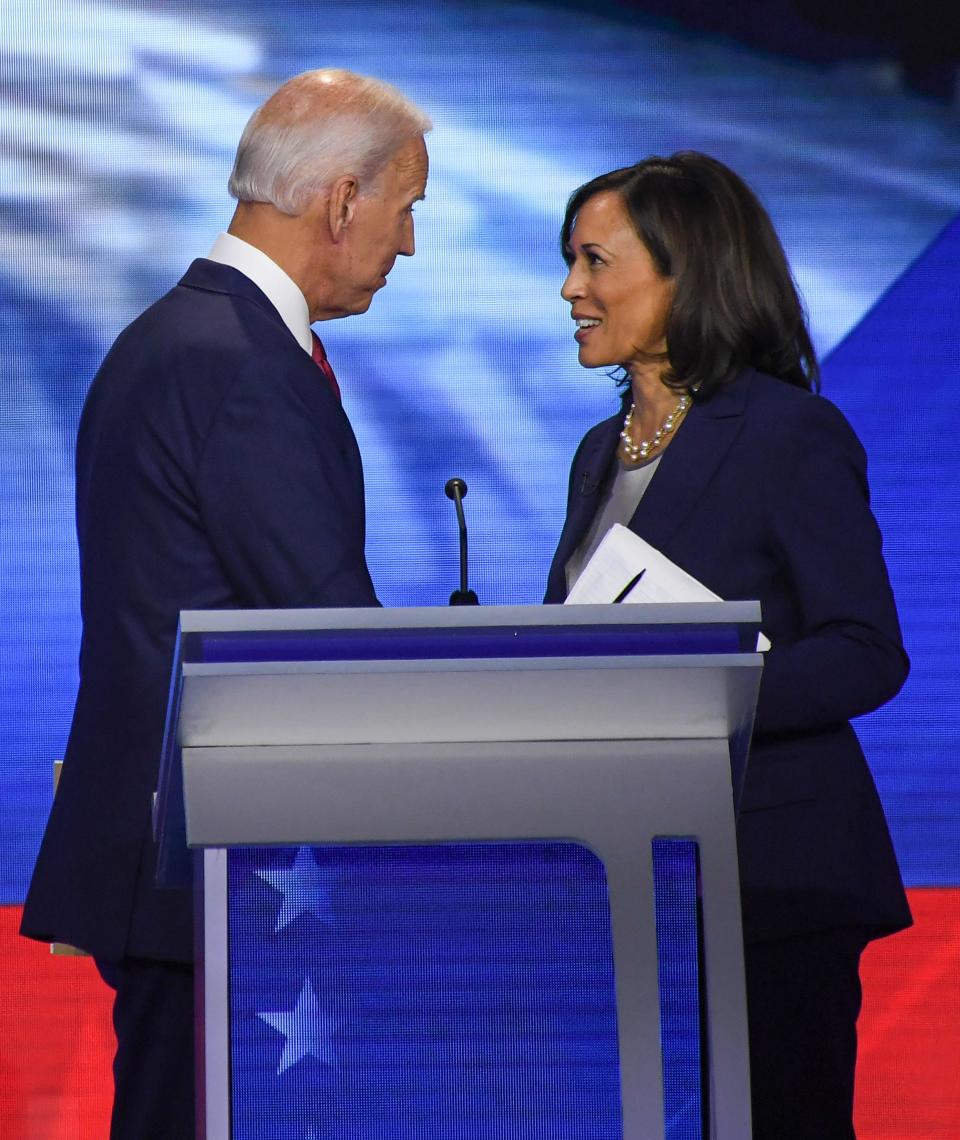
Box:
[311,332,341,402]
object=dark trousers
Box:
[95,956,195,1140]
[745,927,869,1140]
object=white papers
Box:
[565,523,770,651]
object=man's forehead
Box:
[391,136,429,191]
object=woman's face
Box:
[561,191,674,372]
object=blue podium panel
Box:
[225,841,702,1140]
[653,839,704,1140]
[181,619,754,667]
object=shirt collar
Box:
[206,232,313,355]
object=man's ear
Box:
[328,174,360,242]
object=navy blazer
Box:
[22,260,378,962]
[546,369,911,943]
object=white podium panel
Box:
[157,602,763,1139]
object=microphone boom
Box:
[444,476,478,605]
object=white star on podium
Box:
[256,845,337,932]
[257,977,339,1074]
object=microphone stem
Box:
[454,495,469,593]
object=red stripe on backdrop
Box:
[855,888,960,1138]
[1,891,957,1138]
[0,906,112,1139]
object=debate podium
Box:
[156,602,763,1139]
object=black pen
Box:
[613,569,645,603]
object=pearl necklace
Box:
[619,393,691,462]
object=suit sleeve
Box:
[194,356,378,609]
[753,396,908,734]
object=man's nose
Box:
[399,215,416,257]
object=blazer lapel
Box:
[545,412,621,601]
[557,413,622,565]
[627,372,752,550]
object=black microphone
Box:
[444,477,479,605]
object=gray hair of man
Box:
[228,69,432,216]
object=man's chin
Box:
[333,282,385,319]
[356,281,387,314]
[338,294,375,318]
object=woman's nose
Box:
[560,266,583,301]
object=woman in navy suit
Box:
[545,152,910,1139]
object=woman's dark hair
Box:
[561,151,819,397]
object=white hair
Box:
[228,69,432,215]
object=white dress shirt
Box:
[206,232,313,355]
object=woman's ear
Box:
[328,174,359,242]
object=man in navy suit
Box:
[21,68,430,1139]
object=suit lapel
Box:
[554,413,622,570]
[627,372,752,550]
[547,371,754,601]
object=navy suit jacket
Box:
[22,259,378,962]
[545,369,911,943]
